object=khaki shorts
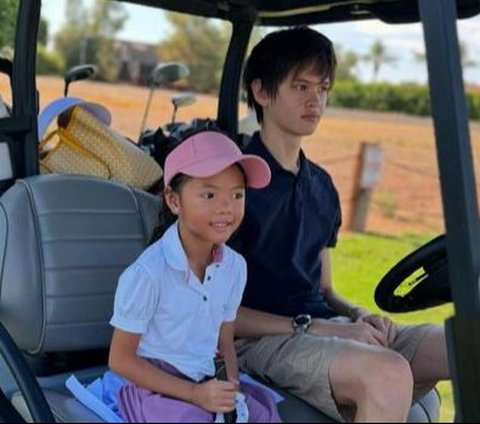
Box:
[235,317,436,422]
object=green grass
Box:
[331,232,454,422]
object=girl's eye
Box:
[233,192,245,200]
[201,192,214,199]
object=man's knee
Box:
[370,351,413,391]
[331,348,413,406]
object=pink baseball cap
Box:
[164,131,271,188]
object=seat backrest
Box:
[0,174,160,354]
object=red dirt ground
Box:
[2,75,479,236]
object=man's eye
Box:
[294,84,307,91]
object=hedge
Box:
[329,81,480,121]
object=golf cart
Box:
[0,0,479,422]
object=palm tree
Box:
[363,39,396,82]
[414,40,476,70]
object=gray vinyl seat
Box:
[0,175,441,422]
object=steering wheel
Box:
[374,235,451,313]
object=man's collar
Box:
[249,131,307,177]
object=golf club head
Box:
[172,92,196,109]
[150,62,189,87]
[64,64,97,96]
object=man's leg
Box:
[411,325,449,381]
[392,324,449,398]
[236,334,413,422]
[329,343,413,422]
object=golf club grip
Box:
[214,356,237,423]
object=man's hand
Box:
[357,313,397,345]
[190,379,236,413]
[309,319,390,346]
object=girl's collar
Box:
[163,221,225,272]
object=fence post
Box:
[348,142,384,232]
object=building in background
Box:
[115,40,159,85]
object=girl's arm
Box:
[109,328,236,412]
[217,321,240,389]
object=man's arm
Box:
[235,249,390,345]
[235,306,293,338]
[313,248,394,345]
[319,248,369,319]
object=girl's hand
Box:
[190,379,236,413]
[229,377,240,392]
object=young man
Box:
[232,27,449,422]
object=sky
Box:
[40,1,480,86]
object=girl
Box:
[108,129,281,422]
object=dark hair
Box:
[150,172,190,244]
[149,130,190,244]
[149,120,232,244]
[243,26,337,123]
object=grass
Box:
[331,231,454,422]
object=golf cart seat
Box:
[0,175,440,422]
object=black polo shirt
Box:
[232,132,342,318]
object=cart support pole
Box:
[419,0,480,420]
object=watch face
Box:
[295,315,310,326]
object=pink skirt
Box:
[118,359,282,423]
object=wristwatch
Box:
[292,314,312,333]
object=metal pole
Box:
[418,0,480,420]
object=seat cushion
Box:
[11,368,441,423]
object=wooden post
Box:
[348,142,384,232]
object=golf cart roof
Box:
[120,0,480,24]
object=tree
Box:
[65,0,87,26]
[335,44,360,82]
[158,13,230,93]
[415,40,476,70]
[55,0,127,81]
[38,18,49,46]
[0,0,17,52]
[88,0,128,81]
[363,39,396,82]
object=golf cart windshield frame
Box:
[5,0,480,420]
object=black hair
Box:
[243,26,337,123]
[149,120,237,244]
[150,172,190,244]
[149,130,190,244]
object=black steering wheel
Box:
[374,235,452,313]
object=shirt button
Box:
[207,276,211,281]
[203,296,208,301]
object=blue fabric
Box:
[231,132,341,318]
[37,96,111,139]
[66,370,126,422]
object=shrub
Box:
[36,44,65,75]
[330,81,480,121]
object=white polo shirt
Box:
[110,221,247,382]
